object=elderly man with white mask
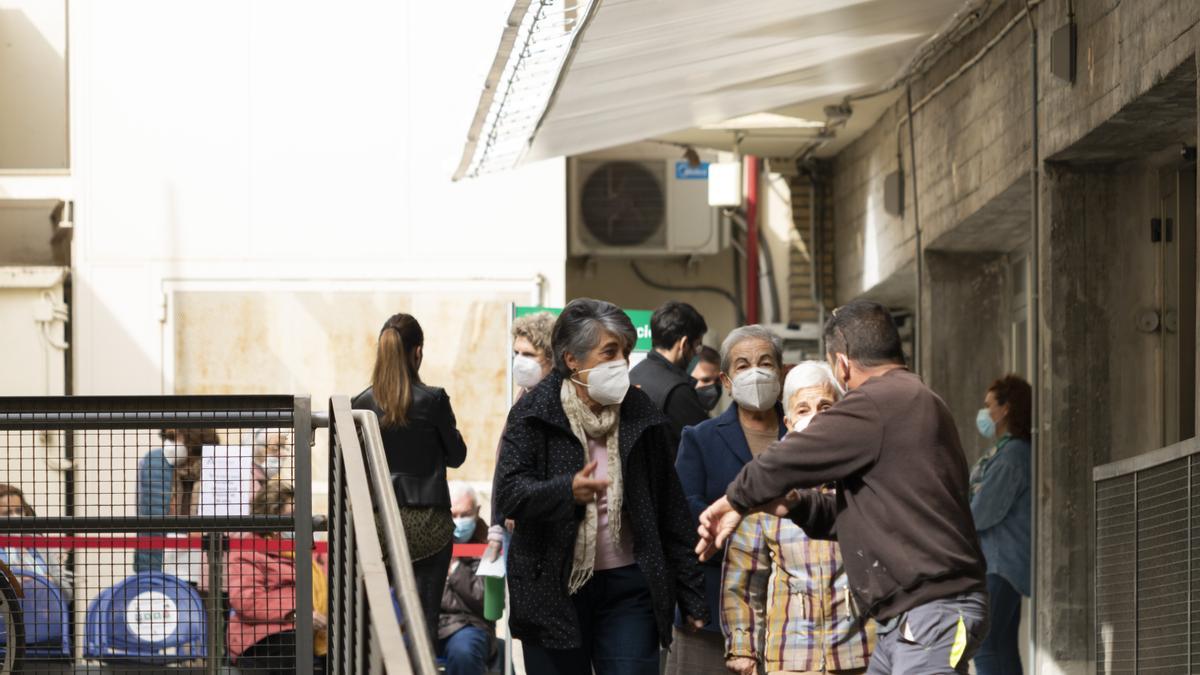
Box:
[720,362,873,675]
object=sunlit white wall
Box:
[67,0,567,397]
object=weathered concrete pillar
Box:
[920,250,1009,463]
[1034,164,1114,674]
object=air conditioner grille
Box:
[579,161,665,247]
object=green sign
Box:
[515,306,653,353]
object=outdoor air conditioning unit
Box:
[568,158,724,256]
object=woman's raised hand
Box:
[572,460,610,504]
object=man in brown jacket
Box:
[438,484,494,675]
[697,300,989,674]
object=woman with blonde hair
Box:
[227,480,329,674]
[352,312,467,649]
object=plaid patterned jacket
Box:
[721,510,874,672]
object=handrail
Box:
[352,409,440,675]
[1092,435,1200,481]
[329,396,414,674]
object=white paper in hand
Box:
[475,531,510,578]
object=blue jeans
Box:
[974,574,1023,675]
[438,625,491,675]
[521,564,659,675]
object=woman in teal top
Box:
[970,375,1032,675]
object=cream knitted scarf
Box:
[560,379,623,594]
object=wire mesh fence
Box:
[0,396,314,674]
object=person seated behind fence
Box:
[438,482,495,675]
[252,430,293,499]
[0,483,72,595]
[721,362,873,675]
[227,480,329,675]
[134,428,218,575]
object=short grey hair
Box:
[719,325,783,373]
[449,481,478,506]
[783,360,842,410]
[552,298,638,375]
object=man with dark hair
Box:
[629,301,710,456]
[696,299,989,675]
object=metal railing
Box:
[1093,436,1199,674]
[0,394,314,673]
[325,396,437,675]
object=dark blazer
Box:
[352,384,467,508]
[493,370,708,650]
[674,403,786,631]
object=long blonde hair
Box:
[371,313,424,428]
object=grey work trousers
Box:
[866,591,990,674]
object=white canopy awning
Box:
[455,0,970,179]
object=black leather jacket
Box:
[352,384,467,508]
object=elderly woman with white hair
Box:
[494,298,706,675]
[671,324,788,675]
[720,362,873,675]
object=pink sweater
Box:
[226,549,297,660]
[589,436,635,571]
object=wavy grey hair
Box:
[719,325,783,373]
[512,311,556,360]
[552,298,638,375]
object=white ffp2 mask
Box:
[512,355,544,389]
[575,359,630,406]
[731,367,781,412]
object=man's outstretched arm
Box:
[725,390,882,513]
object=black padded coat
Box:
[493,370,708,650]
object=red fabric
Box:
[0,536,481,558]
[226,548,298,659]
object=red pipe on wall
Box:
[745,155,760,325]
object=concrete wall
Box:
[566,252,743,350]
[921,251,1009,462]
[825,1,1200,672]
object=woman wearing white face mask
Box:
[252,430,292,497]
[511,312,556,393]
[494,298,707,675]
[487,312,557,561]
[669,325,786,675]
[720,362,873,675]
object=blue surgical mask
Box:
[453,516,476,543]
[976,408,996,440]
